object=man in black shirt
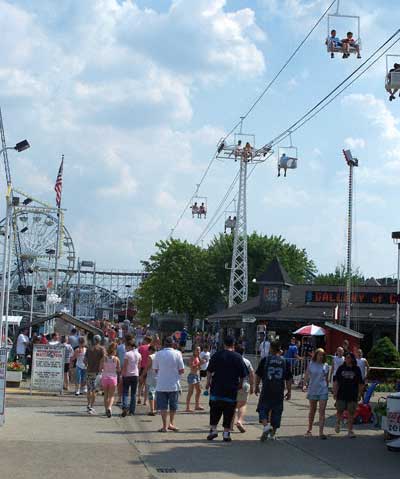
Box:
[206,336,247,442]
[333,352,363,438]
[255,341,292,441]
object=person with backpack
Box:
[255,340,292,441]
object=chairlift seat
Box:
[279,156,298,169]
[387,71,400,90]
[326,38,362,54]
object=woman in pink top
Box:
[121,339,142,417]
[185,347,204,412]
[138,336,152,405]
[100,342,120,417]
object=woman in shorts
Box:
[234,344,254,433]
[185,347,203,412]
[145,345,157,416]
[303,348,329,439]
[100,342,120,417]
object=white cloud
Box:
[344,137,366,149]
[343,94,400,140]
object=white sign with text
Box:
[31,345,65,394]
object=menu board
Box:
[31,345,65,393]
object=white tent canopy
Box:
[1,316,23,326]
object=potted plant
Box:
[6,361,25,386]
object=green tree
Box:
[135,239,219,322]
[207,232,316,299]
[368,337,400,368]
[314,264,365,286]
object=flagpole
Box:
[53,154,64,318]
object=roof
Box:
[256,257,292,286]
[207,296,261,321]
[324,321,364,339]
[29,312,104,336]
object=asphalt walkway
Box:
[1,384,398,479]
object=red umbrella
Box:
[293,324,326,336]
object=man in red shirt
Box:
[138,336,152,405]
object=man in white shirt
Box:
[199,345,211,380]
[153,336,185,432]
[259,335,271,359]
[16,329,29,364]
[48,333,60,346]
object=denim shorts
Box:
[187,373,200,385]
[156,391,179,411]
[147,386,156,401]
[307,394,328,401]
[258,400,284,429]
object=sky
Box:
[0,0,399,279]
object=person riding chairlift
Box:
[243,142,253,162]
[326,29,342,59]
[386,63,400,102]
[191,202,199,218]
[341,32,361,59]
[199,202,207,218]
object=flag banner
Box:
[54,155,64,208]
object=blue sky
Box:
[0,0,399,278]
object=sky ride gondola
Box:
[326,0,361,59]
[385,54,400,102]
[277,134,298,178]
[190,185,207,219]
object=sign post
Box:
[0,347,7,426]
[31,344,65,395]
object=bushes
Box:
[368,337,400,368]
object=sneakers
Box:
[88,408,96,415]
[121,409,128,418]
[207,429,218,441]
[222,432,232,442]
[75,390,81,396]
[82,387,88,394]
[260,424,272,442]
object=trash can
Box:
[387,392,400,437]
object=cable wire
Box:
[169,0,337,238]
[195,30,400,244]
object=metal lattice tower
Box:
[217,124,273,307]
[229,155,248,306]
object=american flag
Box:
[54,155,64,208]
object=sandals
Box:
[304,431,312,438]
[158,428,168,433]
[236,423,246,433]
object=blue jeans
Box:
[258,400,284,429]
[76,367,86,386]
[122,376,138,414]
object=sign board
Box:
[0,348,6,426]
[305,290,399,305]
[242,315,256,323]
[31,345,65,394]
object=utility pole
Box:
[343,149,358,329]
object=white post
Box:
[29,270,37,338]
[0,194,11,347]
[396,244,400,351]
[4,210,13,345]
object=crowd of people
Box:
[15,323,372,443]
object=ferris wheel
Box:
[0,203,76,294]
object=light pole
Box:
[125,285,130,321]
[392,231,400,351]
[0,139,30,347]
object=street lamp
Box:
[0,138,30,348]
[0,139,30,156]
[392,231,400,351]
[125,285,131,321]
